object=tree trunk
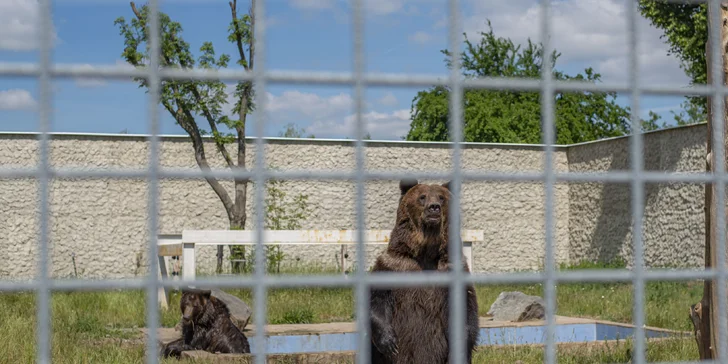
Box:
[215,199,247,274]
[228,209,246,274]
[693,3,728,359]
[710,3,728,357]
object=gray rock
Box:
[487,291,545,322]
[210,288,252,331]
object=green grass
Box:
[0,261,705,363]
[471,337,699,363]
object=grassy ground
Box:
[0,261,705,363]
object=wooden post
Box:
[692,2,728,359]
[183,242,196,282]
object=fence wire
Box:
[1,0,727,363]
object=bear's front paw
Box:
[373,331,399,359]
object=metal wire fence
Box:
[0,0,727,363]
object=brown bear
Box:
[162,288,251,359]
[368,179,479,364]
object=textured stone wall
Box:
[567,123,707,268]
[0,123,708,279]
[0,133,570,279]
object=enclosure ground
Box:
[0,262,705,363]
[150,337,698,363]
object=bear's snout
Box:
[182,305,195,321]
[427,202,441,214]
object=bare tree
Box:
[114,0,257,273]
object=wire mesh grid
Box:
[1,0,727,363]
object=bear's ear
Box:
[200,289,212,299]
[399,178,418,196]
[441,180,452,191]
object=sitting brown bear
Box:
[369,179,480,364]
[162,288,251,358]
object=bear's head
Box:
[179,288,212,323]
[398,178,452,231]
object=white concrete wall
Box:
[567,123,706,269]
[0,123,708,279]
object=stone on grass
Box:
[487,291,545,322]
[210,288,252,331]
[174,288,251,332]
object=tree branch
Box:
[229,0,249,70]
[128,1,235,213]
[229,0,255,172]
[188,86,237,169]
[128,2,236,170]
[177,104,236,216]
[249,0,255,71]
[160,49,236,171]
[130,1,141,18]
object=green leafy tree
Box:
[642,110,667,132]
[114,0,256,273]
[638,1,707,125]
[406,21,665,144]
[278,122,315,138]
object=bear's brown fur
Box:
[162,288,251,359]
[368,179,479,364]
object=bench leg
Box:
[158,255,170,310]
[182,243,196,284]
[463,241,473,272]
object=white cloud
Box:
[0,89,37,110]
[409,31,432,45]
[461,0,690,86]
[289,0,415,15]
[73,60,136,88]
[266,90,354,118]
[222,88,411,139]
[404,5,420,16]
[377,92,399,107]
[307,109,412,139]
[74,64,108,88]
[434,16,447,30]
[364,0,407,15]
[289,0,337,10]
[0,0,58,51]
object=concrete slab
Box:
[141,315,691,356]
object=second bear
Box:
[162,288,251,358]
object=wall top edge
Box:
[0,122,706,149]
[0,131,569,150]
[566,121,707,148]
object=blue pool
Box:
[242,319,684,354]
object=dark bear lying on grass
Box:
[369,179,480,364]
[162,288,251,359]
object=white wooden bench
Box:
[156,229,483,310]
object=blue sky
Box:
[0,0,694,140]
